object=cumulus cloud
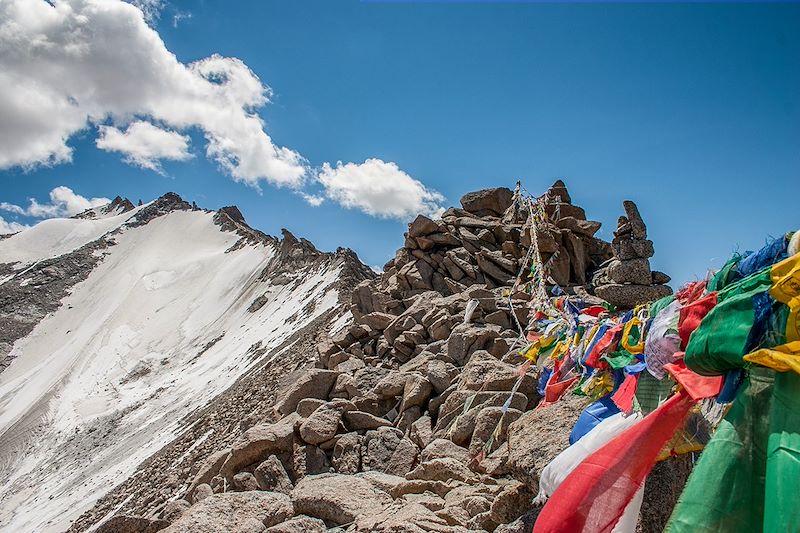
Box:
[0,216,28,235]
[317,159,445,220]
[0,0,306,187]
[0,0,446,221]
[96,121,192,173]
[298,192,325,207]
[125,0,163,23]
[1,186,110,218]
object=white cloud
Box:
[298,192,325,207]
[96,121,191,173]
[0,0,446,221]
[125,0,163,23]
[172,11,191,28]
[0,0,306,188]
[0,216,28,234]
[317,159,445,220]
[1,186,110,218]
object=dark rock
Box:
[623,200,648,239]
[408,215,440,238]
[96,515,169,533]
[254,455,294,494]
[608,258,653,285]
[460,188,514,217]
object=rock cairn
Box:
[592,200,672,308]
[104,183,683,533]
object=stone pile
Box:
[592,200,672,308]
[101,183,683,533]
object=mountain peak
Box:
[73,195,135,220]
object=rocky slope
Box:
[68,182,687,533]
[0,193,372,532]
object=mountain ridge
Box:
[0,191,373,532]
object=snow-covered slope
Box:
[0,203,144,267]
[0,195,365,532]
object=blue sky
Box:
[1,0,798,286]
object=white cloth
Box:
[644,299,682,380]
[534,411,644,504]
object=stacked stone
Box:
[353,182,613,328]
[539,180,613,287]
[593,200,672,308]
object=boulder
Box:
[290,473,393,525]
[608,258,653,285]
[275,369,339,415]
[613,238,655,260]
[426,360,459,394]
[219,414,298,479]
[162,500,190,523]
[458,350,535,393]
[400,374,433,411]
[406,458,477,483]
[96,516,169,533]
[373,371,409,398]
[265,515,327,533]
[446,323,502,365]
[409,415,434,450]
[489,481,536,524]
[355,501,452,533]
[160,491,293,532]
[332,432,363,474]
[344,410,392,431]
[434,391,528,433]
[296,398,326,418]
[356,470,409,495]
[419,439,471,464]
[395,405,423,433]
[363,427,420,476]
[623,199,647,239]
[469,406,523,455]
[361,312,395,331]
[293,443,331,477]
[253,455,294,494]
[188,448,231,492]
[232,472,259,491]
[460,187,514,217]
[555,216,601,237]
[299,405,343,445]
[408,215,440,238]
[546,179,572,204]
[506,391,588,489]
[192,484,213,503]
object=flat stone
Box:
[594,283,673,309]
[160,491,293,532]
[344,410,392,431]
[460,187,514,216]
[275,369,339,415]
[290,473,392,525]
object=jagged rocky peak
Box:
[592,199,672,308]
[73,195,135,219]
[279,228,320,258]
